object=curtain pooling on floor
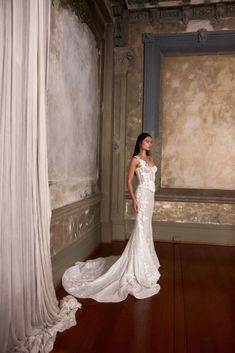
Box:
[0,1,80,352]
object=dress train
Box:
[62,157,160,302]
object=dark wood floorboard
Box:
[53,242,235,353]
[174,245,187,353]
[179,244,235,353]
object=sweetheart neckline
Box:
[135,156,156,169]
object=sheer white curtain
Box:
[0,1,80,352]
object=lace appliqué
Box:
[62,157,160,302]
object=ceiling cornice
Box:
[124,0,235,10]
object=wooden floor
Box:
[53,242,235,353]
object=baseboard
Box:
[125,220,235,246]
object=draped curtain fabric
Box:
[0,1,80,352]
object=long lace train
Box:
[62,183,160,302]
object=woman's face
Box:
[141,136,152,151]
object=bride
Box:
[62,132,160,302]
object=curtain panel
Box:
[0,1,80,352]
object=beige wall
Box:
[47,2,100,210]
[47,1,104,283]
[126,19,235,174]
[126,200,235,226]
[47,4,235,256]
[161,54,235,190]
[119,18,235,241]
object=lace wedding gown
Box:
[62,156,160,302]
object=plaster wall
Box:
[124,18,235,228]
[126,200,235,225]
[127,19,235,161]
[47,3,99,210]
[161,54,235,189]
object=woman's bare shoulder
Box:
[131,156,140,164]
[133,155,140,160]
[130,155,140,168]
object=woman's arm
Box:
[127,157,139,212]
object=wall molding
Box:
[143,30,235,203]
[51,193,102,220]
[125,220,235,245]
[128,2,235,24]
[111,47,136,240]
[50,193,102,257]
[143,30,235,137]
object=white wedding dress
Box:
[62,156,160,302]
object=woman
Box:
[62,132,160,302]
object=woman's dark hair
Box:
[133,132,152,157]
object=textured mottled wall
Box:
[126,200,235,225]
[161,54,235,189]
[47,2,99,209]
[126,19,235,171]
[125,19,235,226]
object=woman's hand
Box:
[132,200,138,213]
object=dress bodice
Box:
[134,156,157,193]
[62,154,161,303]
